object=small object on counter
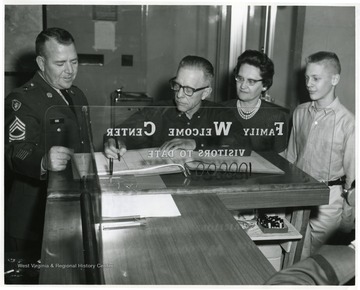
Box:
[257,214,288,233]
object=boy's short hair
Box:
[305,51,341,74]
[178,55,214,84]
[234,50,275,90]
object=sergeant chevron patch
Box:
[9,116,26,142]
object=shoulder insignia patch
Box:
[9,116,26,142]
[12,99,22,111]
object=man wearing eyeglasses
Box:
[104,55,251,158]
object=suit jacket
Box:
[5,72,90,241]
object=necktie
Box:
[60,89,77,116]
[60,89,74,107]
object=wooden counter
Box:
[40,151,329,284]
[101,194,275,284]
[40,180,276,284]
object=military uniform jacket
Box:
[5,72,90,240]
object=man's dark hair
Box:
[306,51,341,74]
[35,27,75,57]
[178,55,214,84]
[234,50,275,90]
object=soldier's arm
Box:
[5,93,45,179]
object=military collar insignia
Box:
[12,99,22,111]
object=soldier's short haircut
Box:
[36,27,75,57]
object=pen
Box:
[109,158,113,176]
[115,139,121,161]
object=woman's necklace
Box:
[237,99,261,120]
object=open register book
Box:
[93,148,284,176]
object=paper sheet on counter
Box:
[102,194,181,218]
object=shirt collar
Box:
[37,71,63,95]
[309,97,340,114]
[177,103,203,119]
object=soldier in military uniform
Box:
[5,27,90,257]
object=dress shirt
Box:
[286,97,355,189]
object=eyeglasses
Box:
[169,78,209,97]
[235,75,263,87]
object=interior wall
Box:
[301,6,355,113]
[45,5,225,150]
[271,6,298,109]
[45,5,226,108]
[46,5,147,107]
[145,6,225,103]
[242,6,298,109]
[4,5,42,97]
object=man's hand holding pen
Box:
[104,138,127,160]
[104,138,127,176]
